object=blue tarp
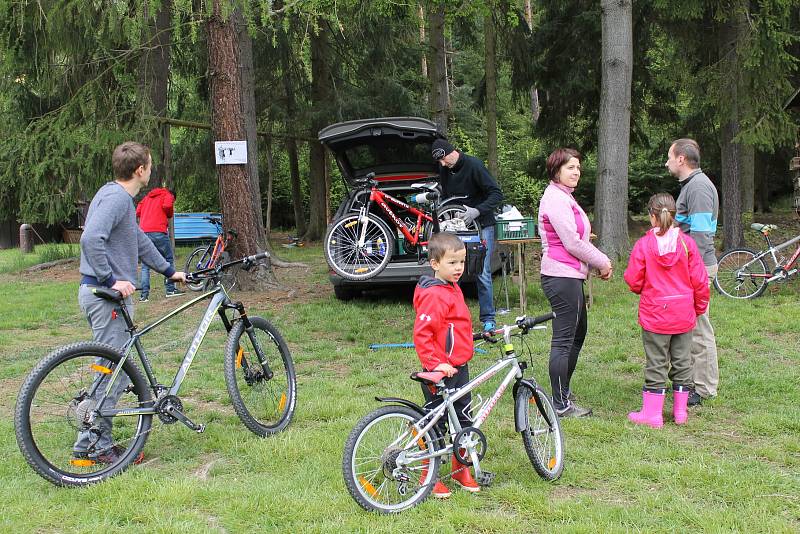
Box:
[174,213,222,242]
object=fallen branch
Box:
[24,258,78,272]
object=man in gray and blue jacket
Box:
[666,138,719,406]
[74,141,186,463]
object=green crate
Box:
[495,218,537,240]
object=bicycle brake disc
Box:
[453,426,487,466]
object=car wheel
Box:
[333,285,360,301]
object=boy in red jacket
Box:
[136,187,183,301]
[413,231,480,498]
[623,193,709,428]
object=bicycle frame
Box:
[196,220,233,270]
[358,186,435,249]
[92,284,252,420]
[753,233,800,282]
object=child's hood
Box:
[417,275,453,289]
[144,187,171,200]
[647,226,683,268]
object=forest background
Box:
[1,0,798,276]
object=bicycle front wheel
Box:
[517,385,564,481]
[343,405,441,514]
[224,316,296,436]
[14,342,153,487]
[714,248,768,299]
[184,245,213,291]
[324,213,394,281]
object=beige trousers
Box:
[691,264,719,397]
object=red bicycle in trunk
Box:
[323,174,478,281]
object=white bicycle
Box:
[342,313,564,513]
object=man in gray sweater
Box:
[666,138,719,406]
[74,141,186,463]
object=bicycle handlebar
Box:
[472,312,556,341]
[185,252,270,283]
[519,312,556,329]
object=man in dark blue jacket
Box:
[432,139,503,331]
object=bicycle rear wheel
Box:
[517,385,564,481]
[342,405,440,513]
[437,204,481,233]
[324,213,394,281]
[224,316,296,436]
[184,245,213,291]
[14,342,153,487]
[714,248,768,299]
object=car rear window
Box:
[344,139,432,170]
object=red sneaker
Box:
[451,455,480,492]
[432,481,452,498]
[421,460,451,499]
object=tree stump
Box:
[19,224,34,253]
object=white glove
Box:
[461,206,480,225]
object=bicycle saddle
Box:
[751,223,778,234]
[410,182,440,193]
[410,371,446,385]
[91,287,124,302]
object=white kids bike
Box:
[342,313,564,513]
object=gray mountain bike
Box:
[15,253,296,487]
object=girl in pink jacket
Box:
[623,193,709,428]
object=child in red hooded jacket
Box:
[624,193,709,428]
[413,231,480,498]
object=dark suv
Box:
[319,117,498,300]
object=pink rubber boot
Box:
[628,389,665,428]
[673,386,690,425]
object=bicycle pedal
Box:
[477,471,495,487]
[195,424,206,434]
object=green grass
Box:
[0,241,798,532]
[0,244,79,274]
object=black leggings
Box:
[420,363,472,439]
[541,276,587,410]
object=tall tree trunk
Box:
[740,144,755,213]
[485,11,499,178]
[594,0,632,259]
[279,16,307,236]
[419,3,428,106]
[718,6,746,250]
[138,0,172,189]
[754,150,770,213]
[305,29,331,241]
[793,138,800,216]
[286,139,305,235]
[265,136,275,238]
[207,0,276,288]
[524,0,541,124]
[738,10,754,215]
[428,1,449,134]
[235,10,265,246]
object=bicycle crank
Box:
[453,426,487,466]
[156,395,205,433]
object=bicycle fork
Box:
[356,206,370,248]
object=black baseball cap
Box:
[431,139,455,160]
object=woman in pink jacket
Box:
[623,193,709,428]
[538,148,613,418]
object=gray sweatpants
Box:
[691,264,719,398]
[73,285,135,454]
